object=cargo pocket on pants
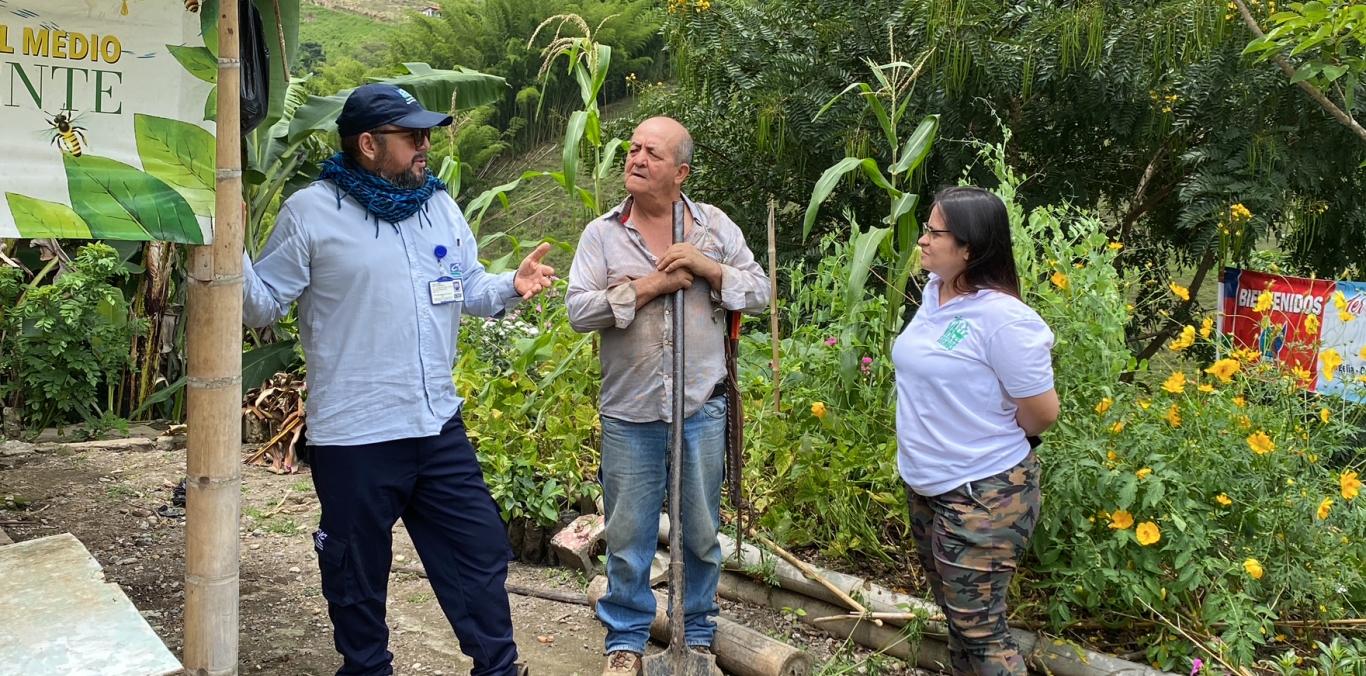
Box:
[315,530,360,606]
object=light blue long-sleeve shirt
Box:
[242,181,518,446]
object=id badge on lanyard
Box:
[429,245,465,305]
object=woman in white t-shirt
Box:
[892,186,1059,675]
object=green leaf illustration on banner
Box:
[63,154,203,244]
[134,114,216,217]
[168,44,216,84]
[4,193,93,238]
[204,86,217,122]
[201,0,219,58]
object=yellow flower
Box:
[1136,467,1153,480]
[1135,521,1161,546]
[1169,282,1190,301]
[1200,316,1214,339]
[1246,430,1275,455]
[810,401,827,419]
[1050,271,1069,290]
[1341,470,1361,501]
[1321,349,1343,382]
[1360,345,1366,361]
[1305,314,1320,335]
[1110,421,1126,434]
[1095,397,1113,415]
[1216,493,1232,506]
[1138,399,1151,410]
[1205,359,1240,383]
[1334,291,1356,322]
[1233,395,1246,407]
[1237,414,1252,429]
[1229,203,1252,223]
[1107,450,1119,462]
[1162,372,1186,394]
[1165,404,1182,427]
[1169,325,1196,351]
[1292,365,1311,382]
[1109,510,1134,530]
[1316,497,1333,520]
[1320,408,1331,424]
[1244,558,1264,580]
[1254,290,1274,313]
[1108,242,1124,251]
[1198,384,1215,394]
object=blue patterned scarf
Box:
[319,153,446,234]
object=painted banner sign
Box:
[1219,268,1366,401]
[0,1,215,244]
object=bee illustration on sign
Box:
[45,111,89,158]
[184,0,200,12]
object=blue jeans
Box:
[597,395,727,654]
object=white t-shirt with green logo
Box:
[893,273,1055,496]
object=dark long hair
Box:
[933,186,1020,299]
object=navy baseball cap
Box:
[336,84,453,137]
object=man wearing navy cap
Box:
[242,83,553,676]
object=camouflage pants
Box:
[907,453,1041,676]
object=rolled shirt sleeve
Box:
[708,210,771,314]
[567,221,639,331]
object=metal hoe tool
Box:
[641,201,720,676]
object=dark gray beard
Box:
[385,163,426,189]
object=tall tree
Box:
[650,0,1366,356]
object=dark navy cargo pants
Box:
[309,412,518,676]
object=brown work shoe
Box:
[602,650,641,675]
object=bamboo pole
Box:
[184,0,243,673]
[658,516,1171,676]
[766,199,781,411]
[719,573,1170,676]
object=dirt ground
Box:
[0,427,930,676]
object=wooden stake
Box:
[747,529,880,626]
[184,1,243,673]
[766,200,781,411]
[811,611,944,625]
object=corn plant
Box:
[801,53,938,375]
[464,14,627,233]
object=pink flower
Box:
[860,356,873,374]
[825,337,837,346]
[1190,658,1203,675]
[861,356,873,365]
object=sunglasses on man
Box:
[369,127,432,146]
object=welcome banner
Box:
[1219,268,1366,401]
[0,1,215,244]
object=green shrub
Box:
[0,243,145,430]
[457,294,600,526]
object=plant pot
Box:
[506,517,525,560]
[521,521,546,565]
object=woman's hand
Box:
[1014,389,1060,437]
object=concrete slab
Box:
[0,533,182,676]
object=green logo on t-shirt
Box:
[937,316,970,349]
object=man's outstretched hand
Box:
[514,242,556,300]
